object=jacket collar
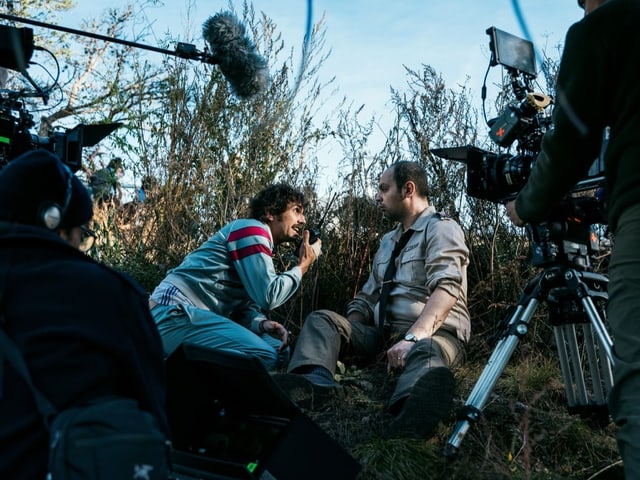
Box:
[391,205,436,241]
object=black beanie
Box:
[0,149,93,229]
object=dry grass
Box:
[303,356,622,480]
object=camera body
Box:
[433,27,551,204]
[1,99,80,172]
[489,92,551,150]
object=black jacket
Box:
[0,222,169,480]
[515,0,640,232]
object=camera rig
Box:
[0,8,269,173]
[433,27,614,460]
[0,23,122,172]
[434,26,607,200]
[433,26,606,267]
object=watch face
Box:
[404,333,417,343]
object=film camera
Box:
[0,24,119,172]
[433,27,606,268]
[433,27,605,205]
[439,28,615,461]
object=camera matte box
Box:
[165,342,361,480]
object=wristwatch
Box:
[403,333,418,343]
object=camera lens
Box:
[492,153,534,198]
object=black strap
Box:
[377,228,415,333]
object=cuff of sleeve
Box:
[346,299,373,323]
[251,316,268,334]
[515,192,542,224]
[432,281,463,300]
[288,265,303,282]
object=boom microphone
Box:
[202,12,269,98]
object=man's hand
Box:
[297,230,322,274]
[310,238,323,259]
[260,320,290,352]
[505,200,525,227]
[386,339,414,373]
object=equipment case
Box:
[165,342,361,480]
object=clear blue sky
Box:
[60,1,584,192]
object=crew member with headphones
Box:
[0,149,94,251]
[0,149,169,480]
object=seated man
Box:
[0,150,168,480]
[276,161,470,439]
[149,183,322,370]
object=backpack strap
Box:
[0,247,57,428]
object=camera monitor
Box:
[487,26,536,77]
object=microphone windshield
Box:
[202,12,269,98]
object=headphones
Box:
[39,163,73,230]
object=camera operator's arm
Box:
[505,200,524,227]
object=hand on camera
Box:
[505,200,524,227]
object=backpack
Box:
[0,241,171,479]
[47,397,170,480]
[0,325,171,480]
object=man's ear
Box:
[264,212,275,223]
[403,181,416,198]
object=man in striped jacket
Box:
[149,183,322,370]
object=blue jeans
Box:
[151,303,288,371]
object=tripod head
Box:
[525,191,606,270]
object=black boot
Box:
[272,365,343,410]
[385,367,455,439]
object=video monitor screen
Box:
[487,27,537,77]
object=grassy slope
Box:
[305,351,623,480]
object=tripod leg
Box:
[554,325,580,407]
[580,295,614,367]
[553,293,613,419]
[579,303,614,421]
[444,297,540,460]
[582,323,612,405]
[555,324,589,408]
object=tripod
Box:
[444,222,614,459]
